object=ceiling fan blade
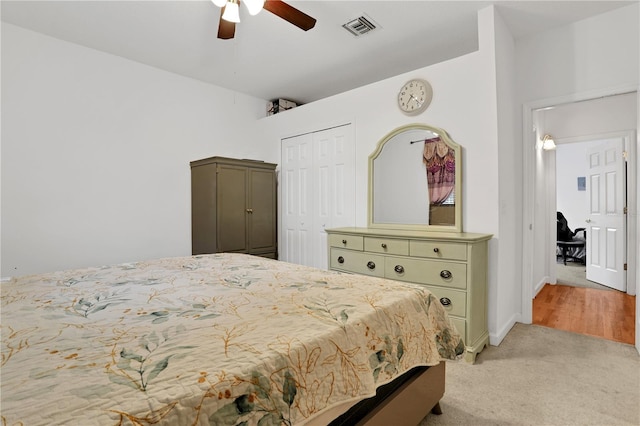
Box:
[217,6,236,39]
[263,0,316,31]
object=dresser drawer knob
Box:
[381,243,387,249]
[337,256,344,264]
[440,270,452,279]
[433,247,440,253]
[342,239,347,245]
[440,297,452,306]
[367,261,376,270]
[394,265,404,274]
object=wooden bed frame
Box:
[320,362,446,425]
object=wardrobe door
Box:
[216,164,248,253]
[191,163,217,255]
[248,167,277,255]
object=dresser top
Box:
[325,227,493,242]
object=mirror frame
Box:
[368,123,462,232]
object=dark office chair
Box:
[556,212,586,264]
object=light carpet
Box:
[556,261,612,291]
[420,323,639,426]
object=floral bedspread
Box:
[1,253,462,425]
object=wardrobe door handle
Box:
[440,270,452,279]
[367,261,376,270]
[342,239,347,245]
[381,243,387,249]
[394,265,404,274]
[440,297,452,306]
[337,256,344,264]
[433,247,440,253]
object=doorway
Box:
[522,90,639,352]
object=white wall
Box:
[517,3,639,322]
[259,7,512,344]
[488,6,521,342]
[1,24,272,276]
[556,140,606,228]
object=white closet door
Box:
[281,133,313,266]
[281,124,355,269]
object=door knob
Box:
[585,219,591,223]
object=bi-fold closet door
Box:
[280,124,355,269]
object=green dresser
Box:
[326,227,492,363]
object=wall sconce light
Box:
[541,134,556,150]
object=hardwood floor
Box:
[533,283,636,345]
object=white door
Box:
[281,133,313,266]
[586,138,626,291]
[281,124,355,269]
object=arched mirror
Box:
[368,124,462,232]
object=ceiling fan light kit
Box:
[221,0,241,23]
[212,0,316,40]
[243,0,266,16]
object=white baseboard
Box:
[489,313,520,346]
[534,276,549,297]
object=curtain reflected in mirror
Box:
[423,136,456,226]
[368,124,462,232]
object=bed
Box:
[1,253,463,425]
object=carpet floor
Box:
[420,323,639,426]
[556,261,612,291]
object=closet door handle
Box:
[440,270,452,279]
[440,297,452,306]
[394,265,404,274]
[367,261,376,270]
[433,248,440,253]
[246,208,253,214]
[337,256,344,264]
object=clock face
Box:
[398,79,432,115]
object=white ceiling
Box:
[2,1,635,105]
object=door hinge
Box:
[623,150,628,159]
[624,263,627,271]
[623,206,628,214]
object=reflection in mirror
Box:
[368,124,462,232]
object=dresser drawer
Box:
[423,286,467,318]
[364,237,409,256]
[328,234,364,251]
[410,240,467,261]
[384,257,467,289]
[330,248,385,277]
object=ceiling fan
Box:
[211,0,317,40]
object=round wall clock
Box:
[397,79,433,115]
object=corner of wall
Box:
[489,312,520,346]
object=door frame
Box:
[521,87,639,354]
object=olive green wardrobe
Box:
[190,156,277,259]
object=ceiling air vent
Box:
[342,15,377,37]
